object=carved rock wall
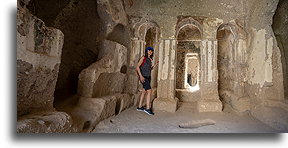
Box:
[17,0,63,116]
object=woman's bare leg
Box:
[146,89,152,109]
[138,89,146,108]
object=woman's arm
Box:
[136,56,145,83]
[151,61,159,70]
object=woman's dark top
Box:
[140,57,152,77]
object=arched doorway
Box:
[175,18,202,105]
[144,27,158,90]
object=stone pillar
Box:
[152,39,179,112]
[151,37,160,89]
[229,38,250,112]
[129,38,146,68]
[140,40,146,57]
[198,39,222,112]
[234,38,247,97]
[129,38,141,68]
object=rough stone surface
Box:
[97,0,131,48]
[97,0,128,35]
[98,40,128,72]
[115,93,134,114]
[123,68,139,94]
[132,92,141,107]
[17,111,76,133]
[246,0,279,30]
[93,72,126,97]
[245,0,285,107]
[264,100,288,112]
[125,0,246,37]
[92,107,280,133]
[220,91,250,113]
[152,98,179,113]
[176,89,201,102]
[77,55,114,97]
[217,27,237,94]
[17,60,60,116]
[151,87,157,102]
[71,96,117,132]
[17,1,63,116]
[198,100,223,112]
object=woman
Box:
[136,46,158,115]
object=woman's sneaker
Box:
[144,108,154,115]
[136,107,144,111]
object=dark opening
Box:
[27,0,101,106]
[115,99,121,115]
[26,0,70,27]
[187,74,192,86]
[145,28,156,49]
[82,121,91,131]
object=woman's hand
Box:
[151,61,159,70]
[155,61,159,65]
[140,75,145,83]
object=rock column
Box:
[152,38,179,112]
[198,39,222,112]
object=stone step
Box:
[176,89,201,102]
[70,93,133,132]
[17,111,77,133]
[177,102,198,112]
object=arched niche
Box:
[175,17,203,39]
[130,18,161,92]
[130,19,161,66]
[216,22,247,107]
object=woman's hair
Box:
[144,48,154,59]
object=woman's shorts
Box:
[141,76,151,90]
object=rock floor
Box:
[92,106,278,133]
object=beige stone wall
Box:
[125,0,246,38]
[245,0,284,103]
